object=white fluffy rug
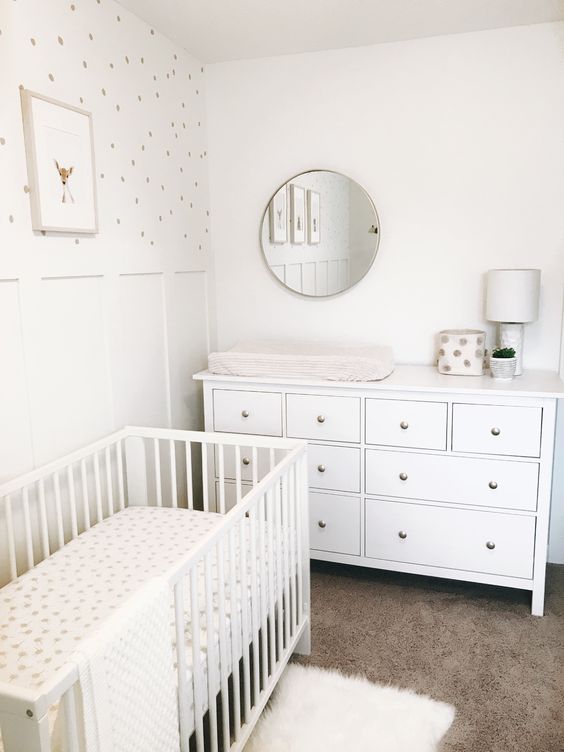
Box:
[246,664,455,752]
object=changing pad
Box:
[208,340,394,382]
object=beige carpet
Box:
[294,562,564,752]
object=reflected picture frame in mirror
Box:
[260,169,380,299]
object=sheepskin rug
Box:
[246,664,455,752]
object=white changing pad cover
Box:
[208,340,394,382]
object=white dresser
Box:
[194,366,564,615]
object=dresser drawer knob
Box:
[241,410,250,418]
[400,420,409,430]
[489,481,498,490]
[399,472,408,481]
[242,457,251,466]
[398,530,407,539]
[486,541,496,550]
[317,464,326,473]
[491,427,501,436]
[318,520,327,529]
[317,415,326,424]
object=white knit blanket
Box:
[208,340,394,382]
[70,578,180,752]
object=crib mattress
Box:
[0,505,288,696]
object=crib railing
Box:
[0,427,309,752]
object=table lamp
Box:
[486,269,540,376]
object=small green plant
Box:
[492,347,516,359]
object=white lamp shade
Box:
[486,269,540,323]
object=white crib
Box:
[0,426,310,752]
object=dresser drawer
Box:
[365,499,535,579]
[452,403,542,457]
[286,394,361,443]
[309,493,361,556]
[365,450,539,512]
[214,445,283,482]
[308,444,360,493]
[213,389,282,436]
[365,399,447,450]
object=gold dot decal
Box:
[89,33,94,41]
[70,3,76,10]
[101,88,106,95]
[58,36,64,45]
[83,60,87,68]
[30,38,36,46]
[48,73,55,81]
[150,28,155,35]
[9,215,14,223]
[75,238,79,244]
[0,138,5,146]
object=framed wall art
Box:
[290,183,305,244]
[307,189,320,244]
[269,185,287,243]
[20,88,98,233]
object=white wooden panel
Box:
[286,393,361,443]
[167,271,209,430]
[308,444,360,493]
[0,280,34,480]
[365,398,447,450]
[452,403,542,457]
[301,263,316,296]
[285,264,302,293]
[315,261,328,296]
[327,260,340,295]
[112,274,169,428]
[365,498,535,579]
[366,450,539,511]
[213,389,282,436]
[28,277,113,464]
[309,492,360,555]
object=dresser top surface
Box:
[194,365,564,399]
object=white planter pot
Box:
[490,357,517,380]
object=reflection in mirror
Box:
[260,170,380,297]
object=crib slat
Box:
[154,439,162,507]
[38,479,50,559]
[22,487,34,570]
[4,496,17,580]
[202,443,209,512]
[296,457,305,623]
[258,494,268,689]
[169,440,178,508]
[105,446,114,516]
[93,454,103,524]
[174,580,190,752]
[218,444,226,515]
[190,566,205,752]
[228,527,242,739]
[80,459,91,531]
[235,445,242,505]
[185,442,194,510]
[54,472,65,548]
[248,506,261,703]
[238,517,252,721]
[67,466,78,539]
[116,440,125,511]
[62,686,80,752]
[289,464,297,633]
[216,538,231,748]
[274,479,284,656]
[281,473,291,648]
[204,552,219,752]
[266,487,276,674]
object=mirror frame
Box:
[259,169,381,299]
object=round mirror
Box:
[260,170,380,297]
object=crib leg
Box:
[0,710,51,752]
[294,619,311,656]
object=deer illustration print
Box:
[54,160,75,204]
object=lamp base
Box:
[499,322,524,376]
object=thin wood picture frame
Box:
[20,87,99,234]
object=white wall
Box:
[206,23,564,561]
[0,0,213,479]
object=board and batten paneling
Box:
[0,0,213,482]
